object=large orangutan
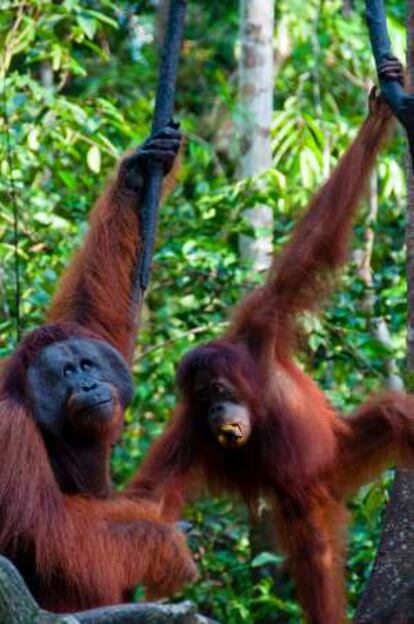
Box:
[0,123,197,612]
[128,61,413,623]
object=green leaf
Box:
[76,14,97,40]
[86,145,101,173]
[27,128,40,151]
[251,552,285,568]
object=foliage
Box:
[0,0,409,622]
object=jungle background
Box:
[0,0,410,621]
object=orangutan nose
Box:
[210,403,225,416]
[80,379,98,392]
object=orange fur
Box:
[128,95,414,624]
[0,151,196,612]
[47,158,178,364]
[0,394,196,612]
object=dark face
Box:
[26,338,133,440]
[192,374,252,449]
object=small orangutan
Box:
[128,61,412,623]
[0,122,197,612]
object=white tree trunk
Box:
[238,0,274,271]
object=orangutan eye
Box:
[63,364,75,377]
[210,382,228,396]
[81,359,94,371]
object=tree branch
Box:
[0,556,217,624]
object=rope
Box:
[131,0,187,302]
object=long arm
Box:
[0,397,196,611]
[334,391,414,498]
[267,92,393,318]
[228,88,395,354]
[126,413,196,522]
[47,125,181,363]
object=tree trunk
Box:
[354,470,414,623]
[238,0,274,271]
[354,3,414,621]
[0,556,217,624]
